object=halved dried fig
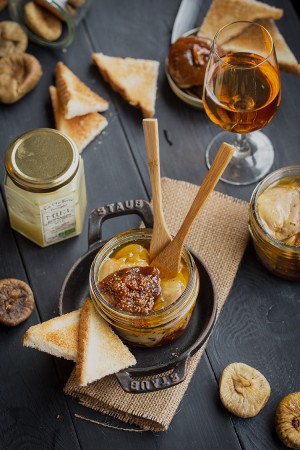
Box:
[0,53,42,103]
[0,0,8,12]
[219,362,271,418]
[24,2,62,42]
[0,21,28,58]
[275,392,300,449]
[0,278,35,326]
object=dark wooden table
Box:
[1,1,300,449]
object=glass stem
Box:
[233,134,251,158]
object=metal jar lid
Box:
[5,128,80,193]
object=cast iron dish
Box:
[59,199,217,393]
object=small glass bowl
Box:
[249,166,300,280]
[89,228,200,347]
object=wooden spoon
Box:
[143,118,172,258]
[150,142,235,278]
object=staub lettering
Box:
[96,200,144,216]
[130,372,181,392]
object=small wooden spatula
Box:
[150,142,235,278]
[143,118,172,258]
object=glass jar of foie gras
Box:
[4,128,87,247]
[249,166,300,280]
[89,228,200,347]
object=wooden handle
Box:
[143,119,172,257]
[174,142,235,249]
[151,142,235,277]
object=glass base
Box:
[206,131,274,185]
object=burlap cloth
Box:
[64,177,249,431]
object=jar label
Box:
[41,197,76,245]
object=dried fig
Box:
[0,0,8,12]
[0,21,28,58]
[275,392,300,449]
[219,362,271,418]
[24,1,62,42]
[0,278,35,326]
[0,53,42,103]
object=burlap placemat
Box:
[64,177,249,431]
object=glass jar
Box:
[249,166,300,280]
[4,128,87,247]
[89,228,200,347]
[9,0,95,48]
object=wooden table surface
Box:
[1,0,300,449]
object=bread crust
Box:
[75,298,136,386]
[49,85,108,152]
[55,62,109,118]
[223,19,300,75]
[92,53,159,118]
[197,0,283,41]
[23,299,136,385]
[23,309,80,360]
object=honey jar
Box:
[4,128,87,247]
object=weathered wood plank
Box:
[86,1,300,449]
[0,0,299,449]
[61,354,241,450]
[207,243,300,449]
[0,195,81,450]
[86,0,300,204]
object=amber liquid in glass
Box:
[203,53,281,133]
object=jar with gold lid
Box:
[4,128,87,247]
[249,166,300,280]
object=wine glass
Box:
[202,21,281,185]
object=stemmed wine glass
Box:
[202,21,281,185]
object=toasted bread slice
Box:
[224,19,300,75]
[76,298,136,386]
[197,0,283,41]
[92,53,159,118]
[49,85,108,153]
[55,61,109,119]
[23,309,80,361]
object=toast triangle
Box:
[224,19,300,75]
[76,298,136,386]
[23,309,80,361]
[92,53,159,118]
[49,85,108,153]
[55,61,109,119]
[197,0,283,41]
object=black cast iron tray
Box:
[59,200,217,393]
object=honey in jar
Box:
[4,128,87,247]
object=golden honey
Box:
[4,128,87,247]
